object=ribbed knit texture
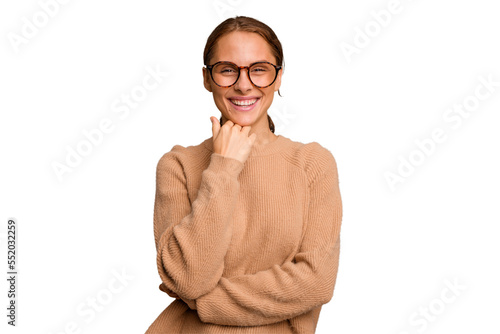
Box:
[145,134,343,334]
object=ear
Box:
[202,67,213,92]
[273,67,283,92]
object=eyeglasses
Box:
[205,61,282,88]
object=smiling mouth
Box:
[229,98,259,106]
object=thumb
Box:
[210,116,220,139]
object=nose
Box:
[234,67,253,92]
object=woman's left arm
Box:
[194,149,343,326]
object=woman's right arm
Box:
[153,149,244,301]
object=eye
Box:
[250,64,272,74]
[216,64,238,75]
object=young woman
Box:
[145,16,343,334]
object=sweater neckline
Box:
[203,134,286,157]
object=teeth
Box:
[231,99,257,106]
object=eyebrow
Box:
[218,59,273,65]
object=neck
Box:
[250,128,277,146]
[221,114,276,146]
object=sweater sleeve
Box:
[154,149,244,300]
[194,149,343,326]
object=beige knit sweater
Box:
[145,134,343,334]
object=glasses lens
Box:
[249,62,276,87]
[212,62,239,87]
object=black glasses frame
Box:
[205,61,282,88]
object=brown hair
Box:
[203,16,284,133]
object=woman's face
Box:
[203,31,282,130]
